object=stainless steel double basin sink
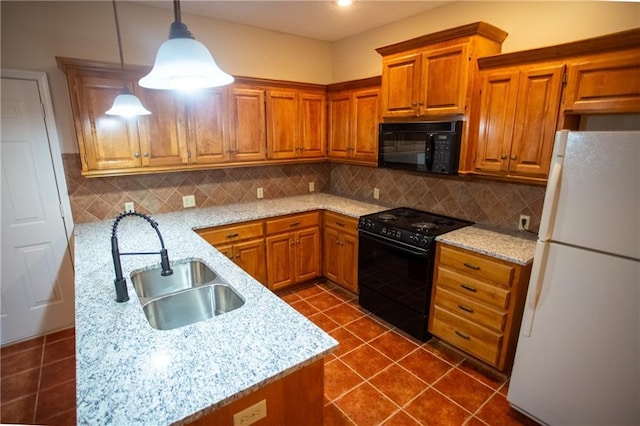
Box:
[131,260,244,330]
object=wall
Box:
[331,1,640,81]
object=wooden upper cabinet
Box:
[62,69,143,172]
[228,87,267,162]
[266,88,326,160]
[377,22,508,119]
[136,88,189,167]
[473,64,563,179]
[327,77,381,166]
[266,90,299,159]
[562,49,640,114]
[299,92,326,158]
[185,88,230,164]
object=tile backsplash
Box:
[329,164,545,232]
[62,155,329,223]
[63,155,544,231]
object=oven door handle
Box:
[359,230,429,257]
[426,133,434,169]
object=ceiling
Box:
[135,1,452,42]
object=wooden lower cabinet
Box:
[196,220,267,285]
[428,243,531,372]
[266,212,321,291]
[323,211,359,293]
[187,358,324,426]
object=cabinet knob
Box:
[501,154,507,160]
[418,101,424,106]
[235,253,240,259]
[134,152,140,158]
[143,152,149,158]
[510,155,517,160]
[412,102,417,107]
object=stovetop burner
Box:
[359,207,473,249]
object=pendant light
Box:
[139,0,234,90]
[106,0,151,116]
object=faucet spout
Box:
[111,212,174,303]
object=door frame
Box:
[1,69,75,261]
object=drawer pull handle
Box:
[460,283,477,292]
[458,304,474,313]
[463,262,480,270]
[290,221,301,227]
[226,233,239,238]
[455,330,471,340]
[335,222,345,227]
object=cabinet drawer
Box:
[433,287,506,332]
[197,221,264,246]
[439,245,514,287]
[431,306,502,366]
[437,266,511,309]
[324,211,358,234]
[266,212,319,235]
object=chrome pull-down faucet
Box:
[111,212,173,302]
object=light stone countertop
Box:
[436,225,537,265]
[74,193,386,425]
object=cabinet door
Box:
[295,227,321,283]
[421,44,469,116]
[228,87,267,162]
[474,69,519,173]
[216,243,234,261]
[327,92,351,159]
[509,65,564,178]
[72,74,142,171]
[381,52,422,117]
[137,89,189,167]
[351,88,380,163]
[186,88,229,164]
[266,232,295,291]
[299,92,326,158]
[340,231,359,294]
[563,50,640,114]
[266,90,298,159]
[323,226,341,283]
[234,238,267,285]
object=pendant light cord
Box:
[168,0,194,39]
[173,0,181,23]
[112,0,125,72]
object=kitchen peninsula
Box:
[73,194,384,425]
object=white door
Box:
[1,74,75,345]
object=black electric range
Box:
[357,207,473,340]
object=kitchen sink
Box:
[141,284,245,331]
[131,259,218,299]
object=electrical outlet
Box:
[232,399,266,426]
[257,188,264,199]
[182,195,195,208]
[308,181,315,192]
[373,187,380,200]
[124,202,135,213]
[519,214,530,231]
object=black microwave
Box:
[378,121,463,175]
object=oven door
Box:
[357,230,435,340]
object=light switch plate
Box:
[257,188,264,199]
[124,202,135,213]
[308,182,315,192]
[182,195,196,208]
[373,188,380,200]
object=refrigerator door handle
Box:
[538,132,567,241]
[521,242,551,337]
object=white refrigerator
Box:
[507,130,640,425]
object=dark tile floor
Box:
[0,281,539,425]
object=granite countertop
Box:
[436,225,537,265]
[74,193,386,425]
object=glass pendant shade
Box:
[106,91,152,116]
[139,38,234,90]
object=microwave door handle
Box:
[426,133,434,168]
